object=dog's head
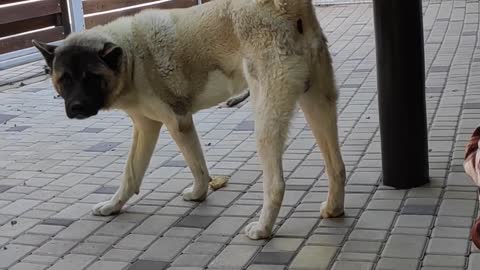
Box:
[32,38,124,119]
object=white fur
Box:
[57,0,346,240]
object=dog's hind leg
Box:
[166,115,211,201]
[243,59,304,239]
[298,57,346,218]
[92,115,161,216]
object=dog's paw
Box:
[92,200,122,216]
[320,201,344,218]
[182,186,207,201]
[244,221,271,240]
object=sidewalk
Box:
[0,1,479,270]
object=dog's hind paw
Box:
[320,201,344,218]
[92,200,122,216]
[182,186,207,201]
[244,221,271,240]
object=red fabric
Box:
[472,218,480,249]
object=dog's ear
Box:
[100,42,123,72]
[32,40,57,68]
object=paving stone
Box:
[164,227,202,238]
[177,215,216,229]
[71,242,111,255]
[401,205,437,215]
[376,258,419,270]
[204,217,248,235]
[27,224,64,235]
[426,238,469,255]
[247,265,285,270]
[290,246,338,270]
[162,160,187,167]
[331,261,374,270]
[253,252,295,265]
[12,234,50,246]
[85,142,121,152]
[0,199,42,215]
[102,248,142,262]
[9,262,48,270]
[190,205,225,216]
[115,234,157,250]
[382,235,428,259]
[171,254,213,267]
[336,252,378,262]
[183,242,224,255]
[131,215,179,235]
[348,229,387,242]
[96,222,137,237]
[209,245,259,268]
[34,240,77,256]
[0,244,35,268]
[81,127,105,133]
[55,220,104,240]
[275,218,317,237]
[395,215,434,228]
[141,237,191,262]
[342,241,382,254]
[0,185,13,193]
[222,205,259,217]
[468,254,480,270]
[0,218,41,238]
[41,218,75,226]
[93,186,118,194]
[431,226,470,239]
[128,260,169,270]
[87,261,129,270]
[49,254,97,270]
[263,238,304,252]
[356,211,396,230]
[438,199,476,217]
[306,234,345,246]
[423,254,466,268]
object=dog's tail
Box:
[256,0,309,15]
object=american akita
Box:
[33,0,346,239]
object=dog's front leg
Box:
[92,116,161,216]
[167,115,210,201]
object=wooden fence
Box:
[0,0,206,69]
[0,0,71,55]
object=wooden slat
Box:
[84,0,198,28]
[85,0,197,28]
[0,26,65,54]
[0,0,61,25]
[0,15,58,38]
[59,0,71,35]
[83,0,159,14]
[0,0,28,6]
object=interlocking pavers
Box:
[0,1,479,270]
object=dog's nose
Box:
[69,101,85,116]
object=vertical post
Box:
[373,0,429,189]
[68,0,85,32]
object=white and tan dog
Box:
[33,0,346,239]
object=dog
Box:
[32,0,346,239]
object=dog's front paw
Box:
[92,200,123,216]
[320,201,344,218]
[182,186,207,201]
[244,222,271,240]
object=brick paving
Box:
[0,1,479,269]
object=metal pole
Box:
[68,0,85,32]
[373,0,429,189]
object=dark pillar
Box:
[373,0,429,189]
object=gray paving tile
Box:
[331,261,374,270]
[376,258,419,270]
[93,186,118,194]
[41,218,75,226]
[128,260,169,270]
[290,246,338,270]
[209,245,260,268]
[177,215,216,229]
[426,238,470,255]
[253,252,295,265]
[141,237,191,262]
[382,235,428,259]
[85,142,121,152]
